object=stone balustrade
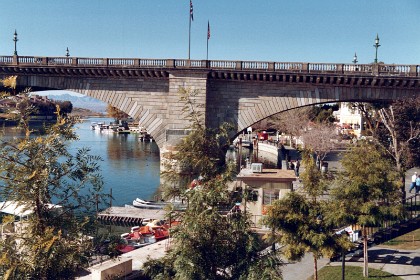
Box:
[0,55,418,77]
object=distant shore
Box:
[0,108,105,127]
[70,108,106,118]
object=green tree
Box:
[348,99,420,198]
[264,151,349,280]
[377,97,420,197]
[0,78,105,279]
[329,141,402,278]
[143,87,283,280]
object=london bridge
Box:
[1,55,419,155]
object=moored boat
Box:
[135,197,167,206]
[132,200,166,209]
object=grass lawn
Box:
[379,228,420,250]
[313,265,403,280]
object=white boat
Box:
[132,200,166,209]
[135,198,167,206]
[134,197,187,210]
[91,122,104,131]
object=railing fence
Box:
[0,55,418,77]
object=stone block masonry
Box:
[1,62,418,156]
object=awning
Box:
[0,201,33,217]
[0,201,62,218]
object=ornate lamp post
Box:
[373,34,380,63]
[13,30,18,56]
[352,52,358,64]
[66,47,70,57]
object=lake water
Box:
[2,117,262,208]
[74,117,161,206]
[2,117,161,207]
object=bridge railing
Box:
[210,60,237,69]
[108,58,135,66]
[343,64,373,73]
[308,63,337,72]
[139,59,167,67]
[0,55,418,77]
[77,57,105,66]
[47,57,73,65]
[18,56,43,65]
[0,56,13,64]
[275,62,303,71]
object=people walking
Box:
[289,161,295,171]
[416,174,420,194]
[295,159,300,177]
[409,171,417,193]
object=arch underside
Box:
[206,81,419,134]
[13,75,170,149]
[237,92,413,133]
[8,73,420,150]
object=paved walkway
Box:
[284,161,420,280]
[77,239,171,279]
[282,246,420,280]
[77,240,419,280]
[333,247,420,280]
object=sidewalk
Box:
[282,246,420,280]
[76,239,171,279]
[329,247,420,280]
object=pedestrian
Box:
[289,161,295,171]
[295,159,300,177]
[279,143,287,163]
[416,174,420,193]
[409,171,417,193]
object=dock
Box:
[97,206,166,225]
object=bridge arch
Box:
[1,56,420,153]
[206,79,418,135]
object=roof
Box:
[237,168,297,183]
[0,201,62,218]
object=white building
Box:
[334,103,363,138]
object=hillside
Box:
[46,93,108,114]
[70,107,106,118]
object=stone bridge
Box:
[1,55,419,154]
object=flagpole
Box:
[206,20,210,61]
[188,0,193,60]
[188,13,191,60]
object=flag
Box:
[190,0,194,21]
[207,21,210,40]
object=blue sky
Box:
[1,0,419,65]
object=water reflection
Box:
[75,118,161,206]
[0,117,162,207]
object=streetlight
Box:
[13,30,18,56]
[352,52,358,64]
[66,47,70,57]
[373,34,380,63]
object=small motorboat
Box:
[153,226,169,241]
[116,244,135,254]
[134,198,186,210]
[135,198,168,205]
[132,199,166,209]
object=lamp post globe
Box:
[352,52,358,64]
[13,30,18,56]
[373,34,380,63]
